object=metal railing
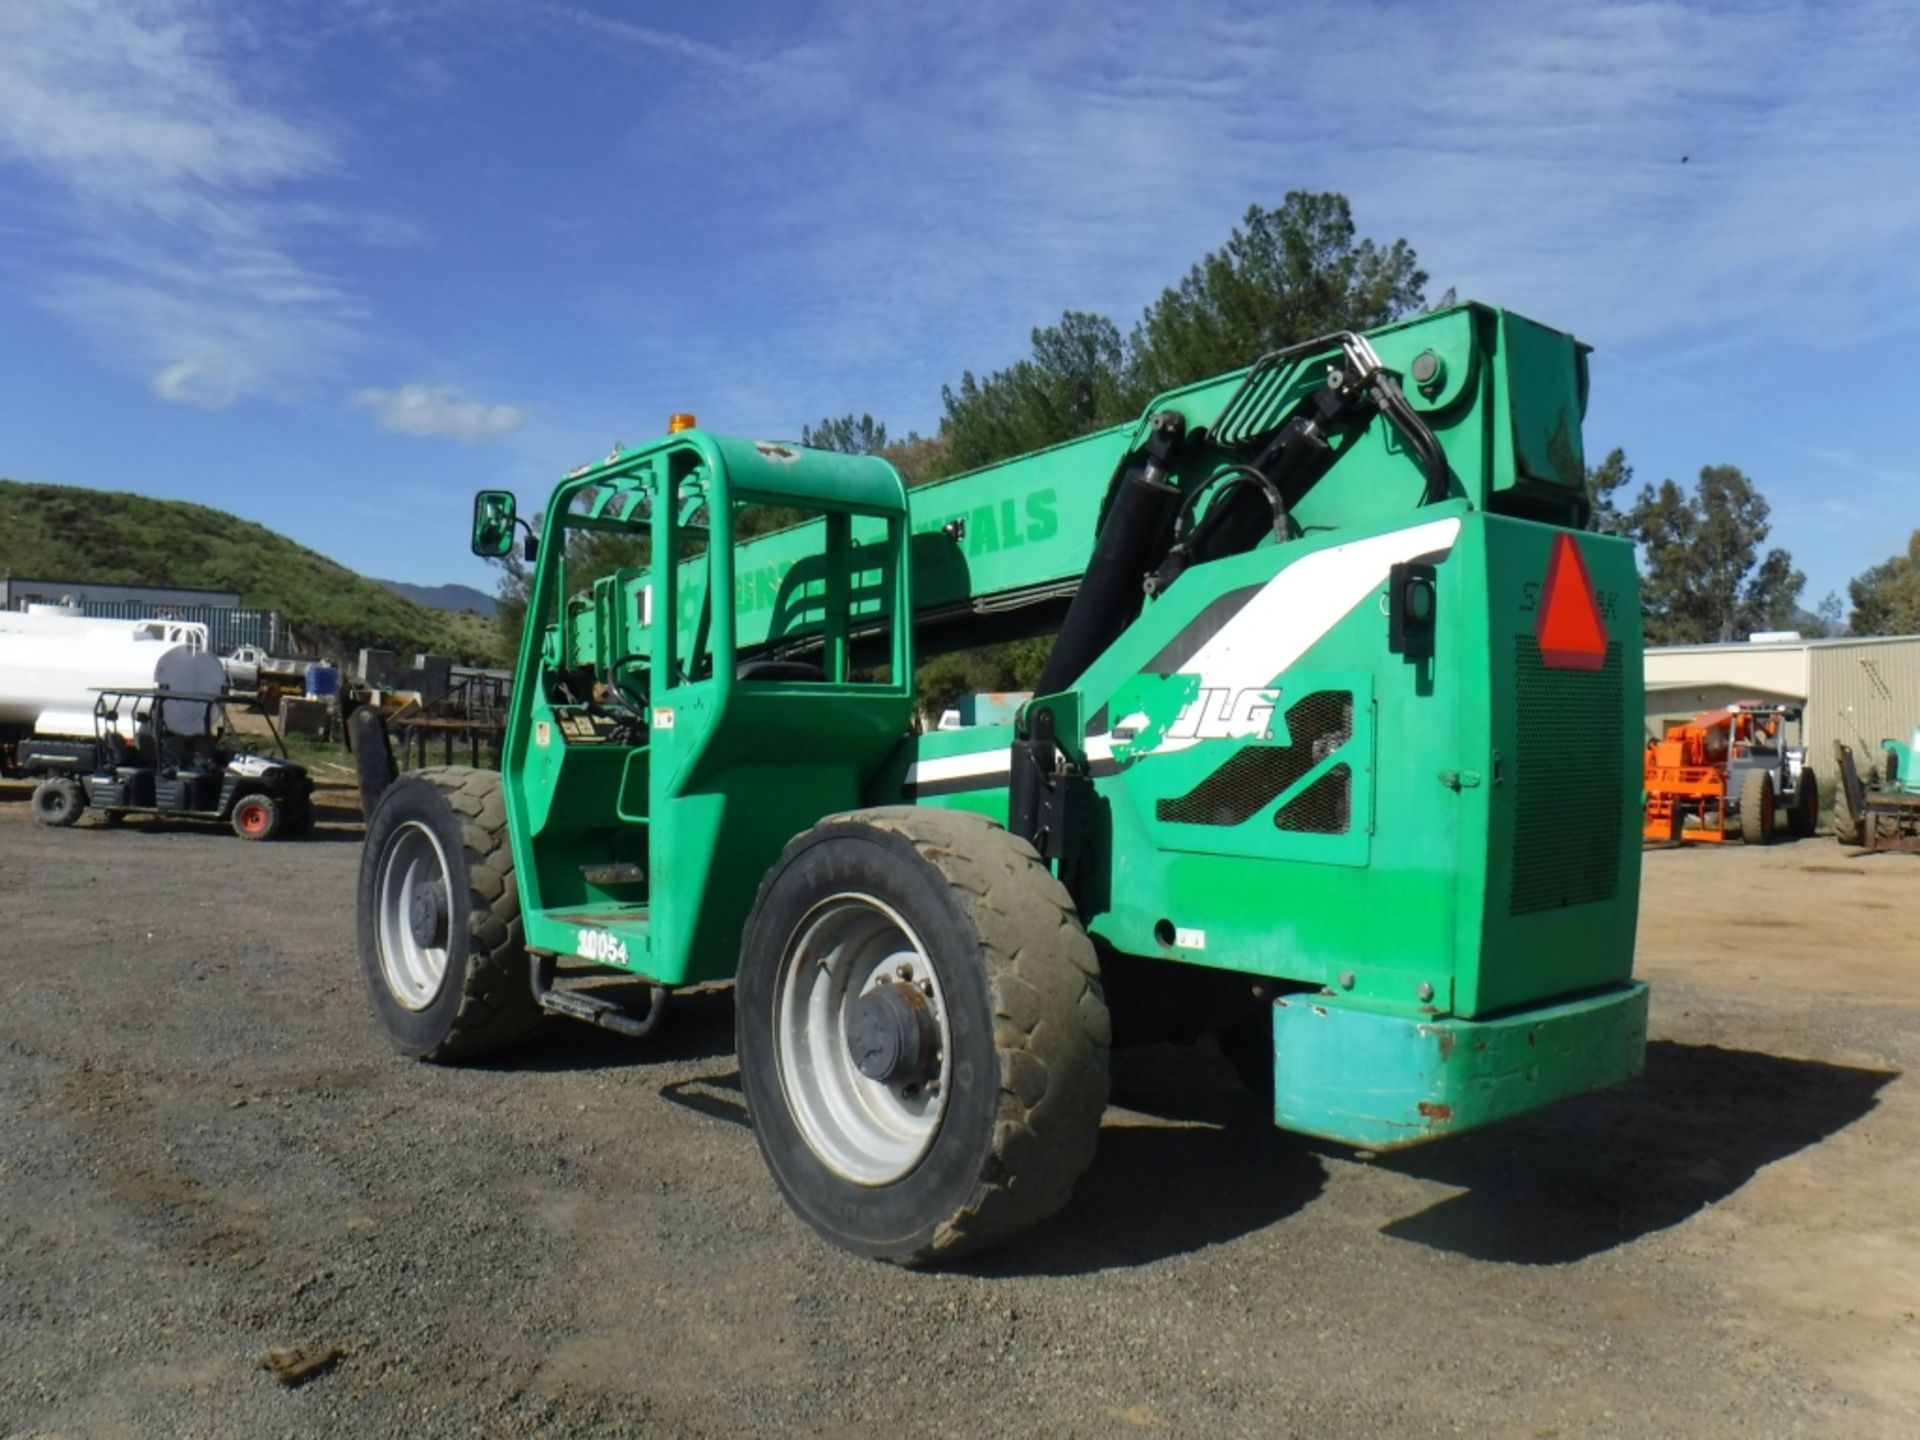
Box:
[393,670,512,771]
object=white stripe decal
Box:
[902,748,1012,788]
[907,517,1461,782]
[1112,517,1461,758]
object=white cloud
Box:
[153,355,249,410]
[355,384,527,442]
[544,0,1920,427]
[0,0,358,405]
[529,0,1919,609]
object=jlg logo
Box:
[1108,676,1281,763]
[1163,687,1279,741]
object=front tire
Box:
[32,778,84,828]
[737,807,1109,1264]
[356,767,540,1061]
[1216,1009,1276,1111]
[1739,770,1776,845]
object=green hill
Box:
[0,479,507,664]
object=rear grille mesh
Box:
[1156,691,1352,827]
[1276,763,1352,834]
[1510,639,1623,915]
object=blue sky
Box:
[2,0,1916,611]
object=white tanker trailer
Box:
[0,619,226,754]
[0,613,312,839]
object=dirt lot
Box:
[2,782,1916,1440]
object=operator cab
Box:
[474,430,914,984]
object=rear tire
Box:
[356,766,540,1061]
[230,793,282,841]
[282,797,317,836]
[32,778,84,828]
[737,806,1109,1264]
[1739,770,1776,845]
[1216,1009,1276,1112]
[1835,786,1861,845]
[1790,771,1819,838]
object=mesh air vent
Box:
[1510,639,1623,914]
[1156,691,1352,827]
[1276,763,1352,834]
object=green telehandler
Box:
[355,302,1648,1263]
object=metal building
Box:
[0,577,295,654]
[1,576,240,611]
[1645,634,1920,797]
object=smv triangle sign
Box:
[1535,532,1607,670]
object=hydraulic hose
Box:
[1036,412,1185,694]
[1371,373,1450,505]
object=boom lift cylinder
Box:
[1037,410,1183,695]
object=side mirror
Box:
[472,490,517,558]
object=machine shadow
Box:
[642,1039,1333,1273]
[1370,1039,1896,1264]
[659,1069,749,1127]
[966,1042,1327,1278]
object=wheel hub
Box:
[408,883,448,949]
[776,892,952,1186]
[845,980,939,1085]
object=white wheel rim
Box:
[774,891,951,1187]
[376,819,454,1011]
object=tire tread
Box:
[763,805,1109,1263]
[1739,769,1774,846]
[407,766,538,1061]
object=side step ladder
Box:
[530,954,669,1038]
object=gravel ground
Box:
[2,783,1916,1439]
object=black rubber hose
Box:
[1037,463,1181,694]
[1175,466,1292,546]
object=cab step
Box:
[530,954,668,1038]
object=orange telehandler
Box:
[1643,702,1817,844]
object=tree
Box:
[801,413,889,454]
[877,431,950,487]
[939,311,1132,474]
[1585,448,1633,536]
[1126,193,1429,400]
[935,193,1430,476]
[491,493,653,654]
[1848,530,1920,636]
[1625,465,1804,644]
[493,544,529,653]
[1783,591,1847,639]
[913,637,1052,725]
[1818,590,1846,635]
